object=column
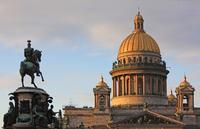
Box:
[150,75,152,95]
[155,76,158,95]
[108,95,110,107]
[189,95,193,111]
[113,77,116,97]
[143,74,146,95]
[135,75,138,95]
[122,76,125,96]
[128,75,131,95]
[105,95,108,107]
[95,94,98,108]
[118,76,120,96]
[164,77,167,96]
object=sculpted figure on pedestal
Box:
[20,40,44,88]
[3,102,16,128]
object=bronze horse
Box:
[20,50,44,88]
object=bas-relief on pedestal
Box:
[3,40,62,129]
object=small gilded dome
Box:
[117,12,160,59]
[96,76,108,88]
[179,75,190,88]
[168,90,176,103]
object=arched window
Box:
[138,76,143,95]
[139,57,142,63]
[125,78,129,95]
[133,57,136,63]
[128,57,132,63]
[123,58,126,64]
[99,95,105,111]
[183,95,189,111]
[144,57,148,63]
[149,57,152,63]
[138,23,140,29]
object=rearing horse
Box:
[20,50,44,88]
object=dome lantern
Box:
[134,11,144,32]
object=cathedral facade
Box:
[62,12,200,129]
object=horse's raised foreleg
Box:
[39,71,44,82]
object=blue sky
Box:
[0,0,200,127]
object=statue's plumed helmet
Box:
[27,40,31,47]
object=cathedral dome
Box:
[117,12,160,59]
[118,32,160,59]
[111,12,169,107]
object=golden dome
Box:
[168,90,176,103]
[118,32,160,59]
[179,75,190,88]
[118,12,160,59]
[96,76,108,88]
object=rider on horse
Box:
[24,40,40,76]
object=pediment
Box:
[179,86,194,93]
[94,87,111,92]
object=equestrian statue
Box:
[20,40,44,88]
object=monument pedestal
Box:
[3,87,60,129]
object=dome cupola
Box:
[110,12,169,107]
[117,11,160,61]
[96,76,109,88]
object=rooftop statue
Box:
[20,40,44,88]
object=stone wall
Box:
[63,108,110,128]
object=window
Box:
[139,57,142,63]
[125,78,129,95]
[183,95,189,106]
[133,57,136,63]
[138,76,143,95]
[123,58,126,64]
[149,57,152,63]
[99,95,105,111]
[144,57,148,63]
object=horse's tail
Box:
[20,61,25,74]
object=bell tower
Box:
[176,76,195,114]
[93,76,111,113]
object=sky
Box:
[0,0,200,127]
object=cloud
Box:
[0,74,20,90]
[0,0,199,57]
